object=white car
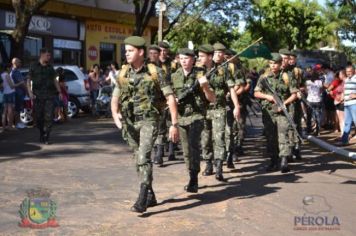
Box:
[20,65,91,124]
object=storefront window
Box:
[100,42,116,68]
[0,33,11,63]
[24,36,42,66]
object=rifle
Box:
[260,78,304,143]
[177,37,263,103]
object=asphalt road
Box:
[0,115,355,236]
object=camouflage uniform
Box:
[201,62,235,176]
[171,66,208,173]
[29,62,57,142]
[288,64,304,159]
[116,63,173,187]
[254,67,298,171]
[225,63,245,161]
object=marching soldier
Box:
[199,43,240,181]
[254,53,298,173]
[224,50,245,168]
[289,50,305,160]
[279,49,304,161]
[111,36,179,213]
[171,48,216,192]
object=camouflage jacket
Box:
[254,70,298,114]
[204,62,235,108]
[29,62,57,99]
[116,63,173,122]
[171,67,209,126]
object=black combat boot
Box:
[266,157,279,172]
[202,160,213,176]
[280,156,291,173]
[184,171,198,193]
[235,145,244,155]
[293,145,302,161]
[131,183,149,213]
[146,186,157,208]
[215,160,225,181]
[43,131,50,145]
[167,141,176,161]
[226,153,235,169]
[39,130,45,143]
[154,145,164,166]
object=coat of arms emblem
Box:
[19,188,59,228]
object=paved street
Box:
[0,115,355,236]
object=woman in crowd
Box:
[88,64,101,113]
[1,63,22,131]
[328,70,346,139]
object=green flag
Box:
[240,43,272,59]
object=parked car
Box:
[20,65,91,124]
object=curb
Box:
[306,135,356,161]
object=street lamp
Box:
[158,0,166,42]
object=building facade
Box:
[0,0,158,69]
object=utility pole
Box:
[158,0,166,42]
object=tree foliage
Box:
[11,0,49,58]
[244,0,330,51]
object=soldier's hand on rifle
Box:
[198,76,208,87]
[169,124,179,143]
[113,112,122,129]
[265,94,276,104]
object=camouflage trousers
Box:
[289,100,302,147]
[154,110,168,146]
[123,120,158,186]
[262,109,292,158]
[34,97,55,135]
[179,119,204,173]
[237,105,248,146]
[201,108,227,161]
[225,105,238,156]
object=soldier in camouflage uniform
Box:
[171,48,216,193]
[288,50,304,160]
[199,44,240,181]
[279,49,304,161]
[224,51,245,168]
[27,48,62,144]
[254,53,298,173]
[111,36,179,213]
[152,42,179,166]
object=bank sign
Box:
[5,11,52,33]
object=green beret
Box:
[158,41,170,49]
[148,44,161,52]
[270,53,282,62]
[278,48,291,55]
[198,44,214,54]
[124,36,146,48]
[290,50,297,57]
[178,48,195,57]
[213,42,226,51]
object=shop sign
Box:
[88,46,98,61]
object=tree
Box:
[132,0,159,36]
[244,0,329,50]
[326,0,355,42]
[11,0,49,59]
[161,0,249,45]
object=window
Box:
[0,33,11,63]
[24,37,42,66]
[63,69,78,82]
